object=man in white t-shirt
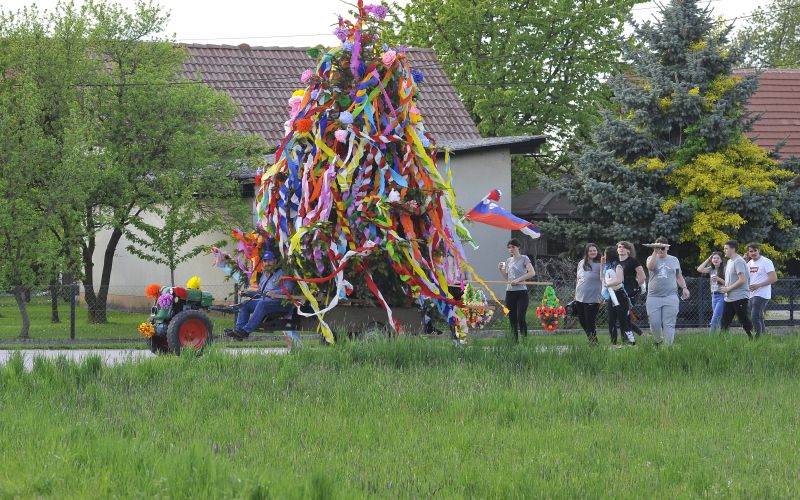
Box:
[746,242,777,338]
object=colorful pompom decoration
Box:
[364,4,388,19]
[338,111,354,125]
[157,293,173,310]
[186,276,201,289]
[138,322,155,338]
[145,283,162,299]
[300,69,313,83]
[172,287,188,300]
[381,50,396,66]
[295,118,313,133]
[335,129,348,143]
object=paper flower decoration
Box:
[186,276,201,289]
[138,322,155,338]
[300,69,313,83]
[462,283,494,329]
[335,129,348,143]
[535,286,566,332]
[333,26,349,41]
[411,68,424,84]
[157,293,174,310]
[145,283,162,299]
[339,111,354,125]
[364,4,388,19]
[381,50,396,66]
[295,118,313,133]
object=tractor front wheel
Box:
[166,310,213,355]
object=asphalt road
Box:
[0,347,289,370]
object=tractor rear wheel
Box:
[166,310,213,355]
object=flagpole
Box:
[466,280,552,286]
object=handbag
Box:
[565,300,579,317]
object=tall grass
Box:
[0,335,798,497]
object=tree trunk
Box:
[49,279,60,323]
[84,227,123,323]
[170,268,175,287]
[13,285,31,339]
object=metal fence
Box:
[2,277,799,338]
[528,276,800,330]
[0,283,241,339]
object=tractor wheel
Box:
[146,334,170,354]
[166,310,213,355]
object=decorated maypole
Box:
[218,1,501,343]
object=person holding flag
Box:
[465,189,539,341]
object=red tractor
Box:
[139,286,215,355]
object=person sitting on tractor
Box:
[225,250,294,340]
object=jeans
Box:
[750,296,769,337]
[721,298,753,338]
[607,293,633,344]
[646,294,679,346]
[709,292,724,332]
[505,290,529,340]
[236,298,291,334]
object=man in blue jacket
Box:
[226,250,294,340]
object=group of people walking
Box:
[567,239,777,347]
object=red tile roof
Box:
[741,69,800,158]
[181,44,481,146]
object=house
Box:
[740,69,800,158]
[512,68,800,259]
[96,44,545,309]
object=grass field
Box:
[0,334,798,497]
[0,295,235,340]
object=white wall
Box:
[437,148,512,298]
[95,147,513,306]
[90,210,237,306]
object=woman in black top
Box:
[616,241,646,344]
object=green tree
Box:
[385,0,645,191]
[2,1,263,325]
[0,3,89,337]
[124,171,240,287]
[737,0,800,68]
[540,0,800,265]
[71,1,262,322]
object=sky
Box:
[0,0,777,47]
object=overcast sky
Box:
[0,0,776,47]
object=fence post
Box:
[790,279,796,327]
[69,282,78,340]
[233,283,239,325]
[697,277,706,329]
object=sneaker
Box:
[624,331,636,345]
[612,343,623,349]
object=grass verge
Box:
[0,334,798,497]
